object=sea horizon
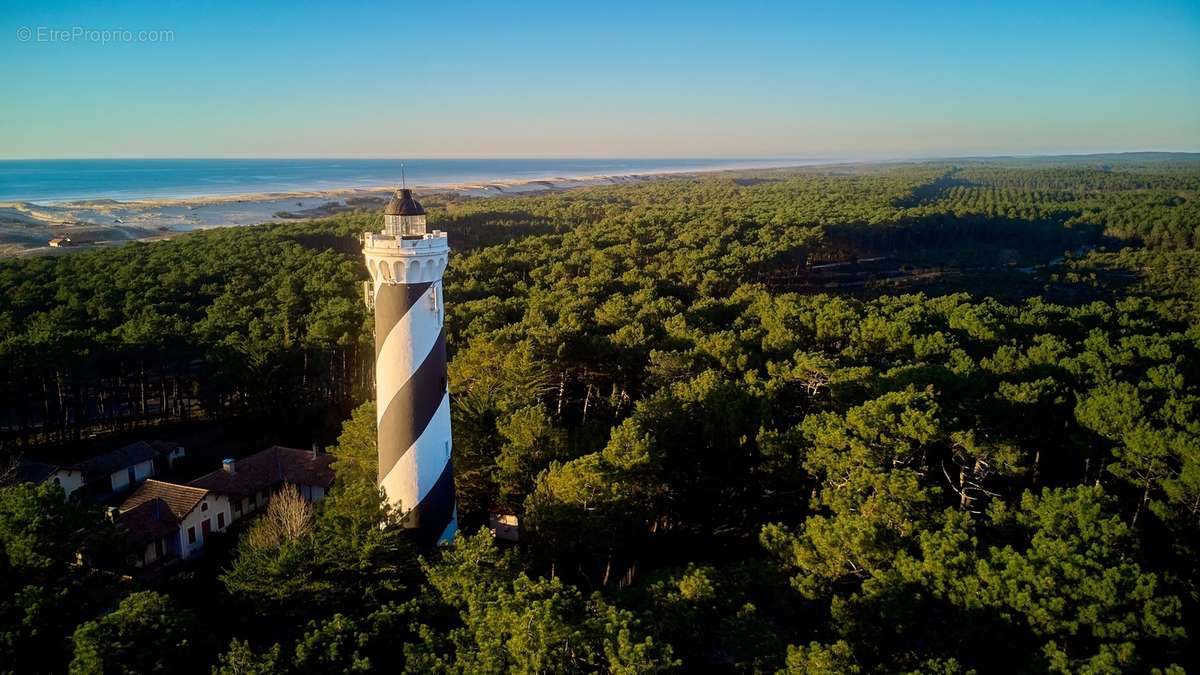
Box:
[0,157,825,204]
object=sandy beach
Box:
[0,168,786,258]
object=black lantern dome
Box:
[384,188,425,216]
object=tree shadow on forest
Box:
[760,212,1136,305]
[732,177,784,187]
[846,580,1045,674]
[439,211,562,250]
[889,171,976,208]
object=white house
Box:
[51,466,86,495]
[6,459,85,495]
[148,440,187,469]
[117,479,233,566]
[77,441,161,496]
[111,445,333,568]
[188,445,334,524]
[40,440,187,501]
[488,508,521,542]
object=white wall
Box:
[52,469,85,496]
[141,540,159,566]
[109,460,154,493]
[299,484,327,502]
[233,495,255,522]
[176,493,232,559]
[133,459,154,482]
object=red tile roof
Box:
[118,499,182,542]
[119,479,208,520]
[117,479,210,544]
[188,446,335,499]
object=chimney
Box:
[222,458,236,474]
[311,443,319,460]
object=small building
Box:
[489,508,521,542]
[6,459,57,485]
[2,459,81,493]
[117,479,232,566]
[64,441,163,500]
[49,465,86,495]
[187,445,334,524]
[2,459,78,493]
[147,440,187,469]
[4,441,184,500]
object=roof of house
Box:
[118,499,183,543]
[72,441,161,477]
[12,459,59,484]
[119,479,209,521]
[148,440,184,455]
[188,446,335,499]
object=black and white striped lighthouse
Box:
[363,188,456,544]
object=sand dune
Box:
[0,168,772,257]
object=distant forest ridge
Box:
[928,151,1200,163]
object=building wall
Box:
[133,459,154,482]
[489,512,520,542]
[234,494,253,521]
[223,483,327,523]
[109,460,155,494]
[52,469,85,496]
[176,493,232,559]
[298,484,327,502]
[140,539,161,566]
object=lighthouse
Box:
[362,188,456,544]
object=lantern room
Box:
[383,188,427,237]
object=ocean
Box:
[0,158,810,203]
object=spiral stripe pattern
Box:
[373,280,456,544]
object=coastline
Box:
[0,162,812,258]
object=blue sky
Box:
[1,0,1198,159]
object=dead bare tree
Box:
[0,456,17,486]
[246,484,314,551]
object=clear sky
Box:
[1,0,1198,159]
